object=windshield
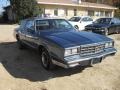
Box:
[69,17,81,22]
[36,19,74,31]
[94,18,112,24]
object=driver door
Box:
[24,20,39,48]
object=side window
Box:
[87,18,93,21]
[81,17,93,22]
[54,19,72,29]
[25,20,34,30]
[36,20,50,30]
[114,18,120,24]
[81,17,88,22]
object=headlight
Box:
[65,49,72,56]
[105,42,114,48]
[65,48,78,56]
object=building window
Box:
[74,9,77,16]
[100,11,104,16]
[105,11,112,17]
[95,11,100,16]
[54,9,58,16]
[88,10,94,16]
[97,0,103,4]
[65,9,68,16]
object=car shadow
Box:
[0,42,91,82]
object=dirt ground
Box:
[0,24,120,90]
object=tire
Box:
[74,25,79,30]
[105,29,109,36]
[40,48,55,70]
[116,30,119,34]
[16,36,26,49]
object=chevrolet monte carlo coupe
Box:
[85,17,120,35]
[14,17,117,70]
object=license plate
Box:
[79,60,91,66]
[91,58,102,65]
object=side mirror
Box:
[80,21,83,23]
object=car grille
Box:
[80,44,105,56]
[85,27,101,31]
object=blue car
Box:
[85,18,120,35]
[14,17,117,70]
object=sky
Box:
[0,0,10,15]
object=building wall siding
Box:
[39,4,115,20]
[82,0,113,5]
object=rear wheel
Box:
[74,25,79,30]
[40,48,55,70]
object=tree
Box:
[114,0,120,18]
[9,0,41,21]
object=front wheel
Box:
[16,37,26,49]
[40,49,55,70]
[105,29,109,36]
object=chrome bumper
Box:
[52,48,117,68]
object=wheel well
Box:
[16,34,19,40]
[38,45,47,55]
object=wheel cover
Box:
[75,26,79,30]
[41,52,49,67]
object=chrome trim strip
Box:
[52,60,68,68]
[65,41,112,50]
[52,48,116,68]
[65,48,117,64]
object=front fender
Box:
[38,38,65,61]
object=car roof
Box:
[72,16,92,18]
[23,17,65,21]
[98,17,113,19]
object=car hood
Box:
[86,23,110,28]
[40,30,111,48]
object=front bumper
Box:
[52,48,117,68]
[93,30,105,35]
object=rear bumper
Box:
[52,48,117,68]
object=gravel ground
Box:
[0,24,120,90]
